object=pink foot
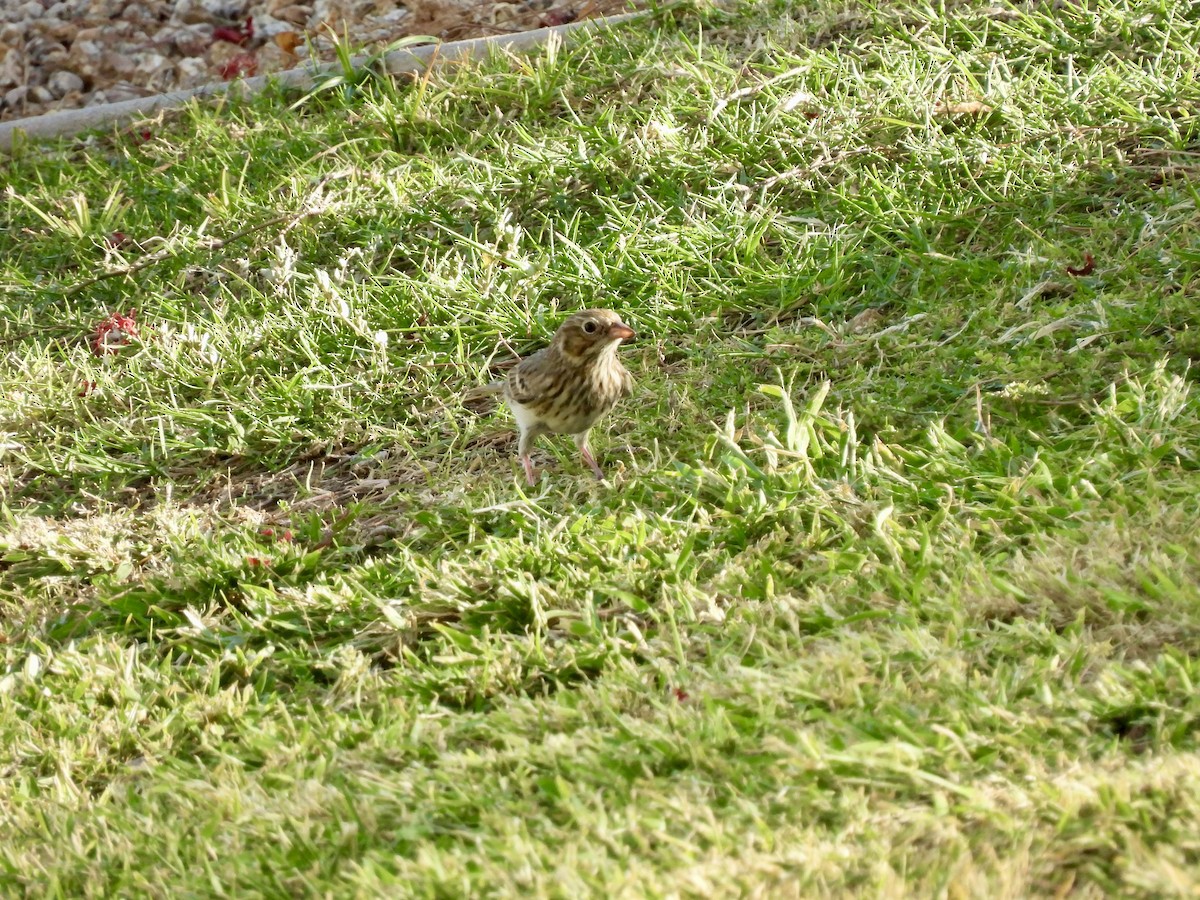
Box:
[580,446,605,481]
[522,455,538,486]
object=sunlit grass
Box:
[3,0,1200,894]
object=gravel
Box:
[0,0,598,123]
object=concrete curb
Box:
[0,10,642,153]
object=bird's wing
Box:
[505,350,557,405]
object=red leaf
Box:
[105,231,128,249]
[246,556,271,567]
[1066,253,1095,277]
[78,380,97,397]
[219,52,258,80]
[213,18,254,46]
[90,309,139,356]
[213,25,247,45]
[673,687,689,702]
[540,9,578,27]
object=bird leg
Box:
[518,428,540,486]
[576,433,606,481]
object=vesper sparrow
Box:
[478,309,635,485]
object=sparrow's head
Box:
[553,309,635,362]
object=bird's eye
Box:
[583,321,597,334]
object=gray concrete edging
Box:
[0,10,642,153]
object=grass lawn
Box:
[3,0,1200,894]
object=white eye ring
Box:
[583,321,597,334]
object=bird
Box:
[476,309,635,485]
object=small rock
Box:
[118,25,150,42]
[206,39,245,72]
[29,85,54,103]
[156,24,210,57]
[134,51,170,75]
[26,37,68,66]
[171,0,249,24]
[40,20,78,43]
[101,50,139,80]
[175,56,209,88]
[65,41,103,83]
[124,0,170,25]
[268,6,310,28]
[104,81,146,103]
[47,69,83,97]
[0,23,26,45]
[142,61,176,92]
[19,1,44,18]
[492,3,521,24]
[266,0,304,14]
[168,0,209,23]
[3,85,29,109]
[40,47,70,69]
[308,0,338,26]
[255,41,294,74]
[0,49,22,88]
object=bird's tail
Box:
[463,380,505,413]
[465,380,505,398]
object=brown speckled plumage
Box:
[488,309,635,485]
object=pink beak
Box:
[608,322,635,341]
